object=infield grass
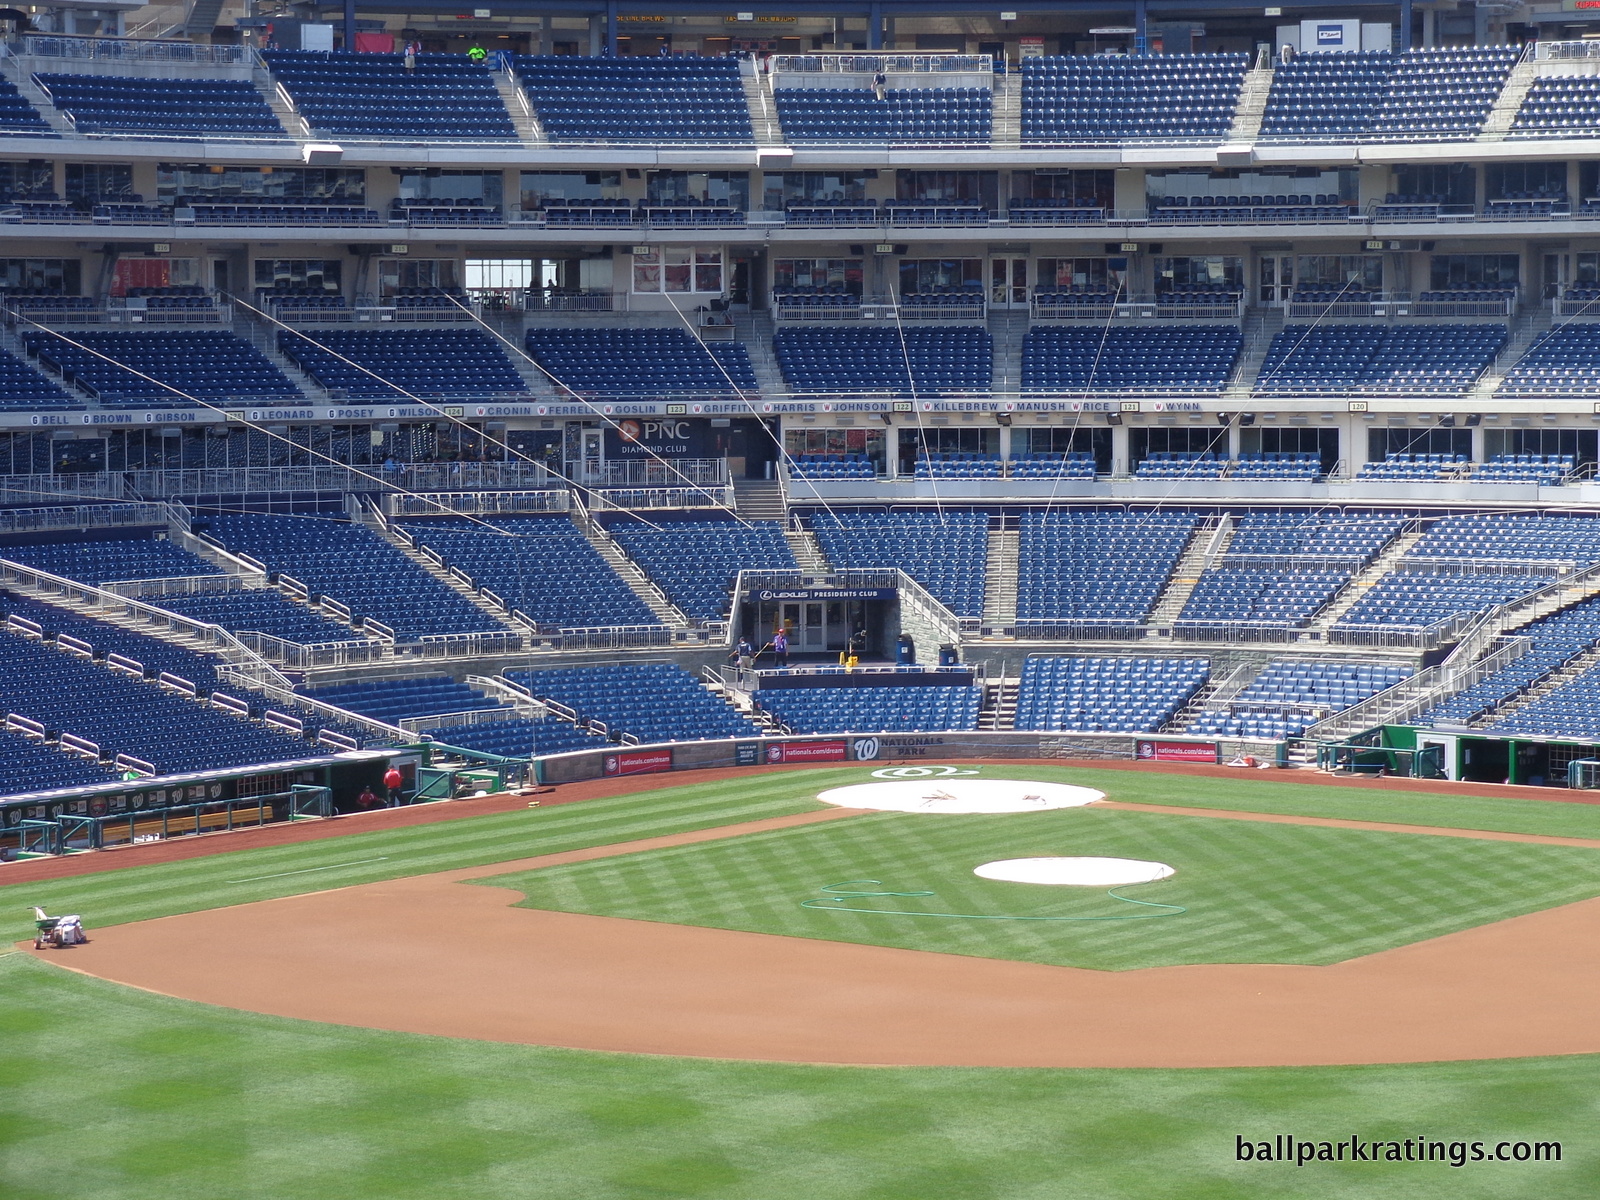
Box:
[485,801,1600,969]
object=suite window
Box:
[1296,255,1382,290]
[1155,256,1242,290]
[1429,254,1519,290]
[393,169,502,207]
[378,259,460,297]
[0,160,55,201]
[1014,169,1114,207]
[773,258,863,294]
[1036,257,1126,290]
[254,260,342,292]
[646,170,748,209]
[895,170,997,208]
[64,163,131,202]
[632,247,723,294]
[899,259,982,294]
[0,258,80,293]
[519,170,621,207]
[763,171,871,209]
[158,165,366,202]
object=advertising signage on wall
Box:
[1135,740,1219,764]
[753,588,897,602]
[765,740,848,764]
[603,748,674,776]
[602,417,707,458]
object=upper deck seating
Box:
[22,330,303,407]
[524,328,756,401]
[774,86,991,143]
[513,55,753,143]
[279,329,526,398]
[264,50,516,140]
[34,73,284,137]
[1021,53,1248,143]
[1023,326,1242,393]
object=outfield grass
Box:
[2,953,1596,1200]
[6,765,1600,1197]
[485,803,1600,969]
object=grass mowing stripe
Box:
[0,779,828,945]
[229,857,390,883]
[490,805,1600,970]
[4,952,1599,1200]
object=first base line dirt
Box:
[35,800,1600,1070]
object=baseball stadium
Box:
[0,0,1598,1193]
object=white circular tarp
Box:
[973,857,1176,887]
[817,778,1104,815]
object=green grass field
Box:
[3,763,1600,1198]
[484,804,1600,969]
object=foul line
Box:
[230,857,391,884]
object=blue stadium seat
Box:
[1014,656,1209,732]
[264,50,517,140]
[34,73,285,138]
[514,56,753,143]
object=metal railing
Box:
[771,53,993,74]
[127,462,552,497]
[586,486,736,511]
[0,475,126,504]
[11,34,252,66]
[1534,39,1600,61]
[0,556,295,691]
[384,490,569,518]
[0,501,161,534]
[101,573,264,600]
[591,458,729,487]
[522,288,624,312]
[1031,295,1245,321]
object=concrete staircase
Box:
[183,0,229,39]
[1469,306,1552,400]
[253,69,308,140]
[987,309,1029,395]
[784,525,832,572]
[978,675,1018,730]
[1473,644,1600,727]
[1227,63,1275,142]
[732,478,786,521]
[493,69,545,142]
[991,72,1021,150]
[573,516,693,627]
[980,513,1018,637]
[1147,516,1234,627]
[1222,308,1285,397]
[740,61,784,145]
[0,62,77,135]
[1158,652,1273,732]
[732,310,787,396]
[1308,529,1425,631]
[1479,58,1538,142]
